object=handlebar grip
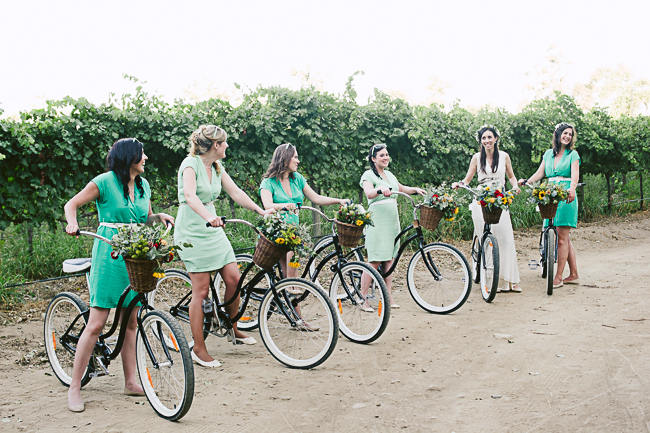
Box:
[376,188,393,194]
[205,216,227,227]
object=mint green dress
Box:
[543,148,581,228]
[89,172,150,308]
[174,156,235,272]
[359,169,400,262]
[259,173,307,225]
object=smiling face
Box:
[481,130,497,151]
[372,148,390,169]
[131,150,148,174]
[560,127,574,147]
[288,150,300,172]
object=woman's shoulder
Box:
[92,171,116,186]
[180,155,199,169]
[543,148,554,158]
[360,169,375,181]
[293,172,306,183]
[260,175,278,188]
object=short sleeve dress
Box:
[359,169,400,262]
[543,148,581,228]
[89,171,151,308]
[174,156,236,272]
[259,173,307,225]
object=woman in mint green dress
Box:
[64,138,174,412]
[260,143,348,278]
[520,123,581,288]
[175,125,272,367]
[360,144,426,308]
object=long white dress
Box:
[469,151,520,285]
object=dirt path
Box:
[2,211,650,432]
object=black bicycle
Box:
[44,230,194,421]
[150,218,339,369]
[342,191,471,314]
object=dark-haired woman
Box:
[174,125,273,368]
[360,144,425,308]
[453,126,522,292]
[63,138,174,412]
[260,143,348,279]
[519,123,580,288]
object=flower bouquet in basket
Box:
[527,181,568,219]
[475,183,515,224]
[422,183,462,230]
[111,224,191,293]
[335,202,373,248]
[255,213,312,270]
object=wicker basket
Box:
[253,235,286,271]
[481,206,503,225]
[419,206,443,231]
[538,203,558,220]
[123,258,158,293]
[335,220,364,248]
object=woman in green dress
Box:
[360,144,426,308]
[63,138,174,412]
[260,143,348,278]
[175,125,272,368]
[520,123,581,288]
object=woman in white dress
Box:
[453,126,522,292]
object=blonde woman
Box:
[174,125,273,368]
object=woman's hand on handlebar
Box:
[65,222,80,236]
[517,178,529,186]
[337,198,351,205]
[378,186,392,197]
[207,215,225,228]
[258,208,275,217]
[451,181,464,190]
[413,187,426,196]
[158,213,175,226]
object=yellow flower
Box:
[153,272,165,279]
[508,198,513,205]
[454,207,459,214]
[445,216,455,222]
[485,186,491,191]
[538,191,546,200]
[365,213,370,219]
[488,197,496,203]
[501,197,508,204]
[275,238,285,245]
[288,261,300,268]
[355,220,363,226]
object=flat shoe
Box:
[227,335,257,345]
[68,401,85,413]
[124,387,145,397]
[191,350,222,368]
[553,282,564,289]
[510,286,522,293]
[360,303,374,313]
[294,320,319,331]
[496,287,510,293]
[563,278,580,285]
[391,304,400,309]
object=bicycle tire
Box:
[540,231,548,279]
[470,236,480,284]
[136,310,194,421]
[215,254,271,331]
[546,229,556,296]
[309,236,364,290]
[43,292,92,387]
[407,242,472,314]
[479,234,499,303]
[149,269,197,344]
[329,261,389,343]
[258,278,338,369]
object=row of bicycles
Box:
[43,186,566,421]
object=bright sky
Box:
[1,0,649,116]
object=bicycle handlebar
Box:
[73,222,173,245]
[206,217,261,235]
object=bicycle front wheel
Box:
[479,235,499,303]
[546,229,556,296]
[329,262,389,344]
[407,243,471,314]
[43,292,92,387]
[309,235,364,290]
[150,269,194,344]
[258,278,338,369]
[136,310,194,421]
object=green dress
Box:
[359,169,400,262]
[543,148,581,228]
[259,173,307,225]
[89,172,151,308]
[174,156,235,272]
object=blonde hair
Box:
[263,143,297,180]
[189,125,227,173]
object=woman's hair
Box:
[552,122,577,156]
[368,143,387,177]
[189,125,227,173]
[106,138,145,200]
[477,126,500,174]
[263,143,297,180]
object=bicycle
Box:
[456,183,501,303]
[341,191,472,314]
[149,217,339,369]
[44,229,194,421]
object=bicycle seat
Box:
[63,258,92,273]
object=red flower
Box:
[110,251,119,260]
[480,200,487,206]
[433,194,439,198]
[495,191,504,198]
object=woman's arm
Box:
[361,180,391,199]
[398,183,426,196]
[222,170,270,216]
[260,187,297,211]
[519,160,546,185]
[64,182,100,235]
[182,167,224,227]
[302,183,347,206]
[452,155,477,188]
[566,159,580,203]
[146,203,175,226]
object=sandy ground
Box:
[1,211,650,433]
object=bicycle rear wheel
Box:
[258,278,338,369]
[136,310,194,421]
[216,254,271,331]
[546,229,556,296]
[150,269,194,344]
[407,243,471,314]
[479,235,499,303]
[329,262,389,344]
[43,292,92,387]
